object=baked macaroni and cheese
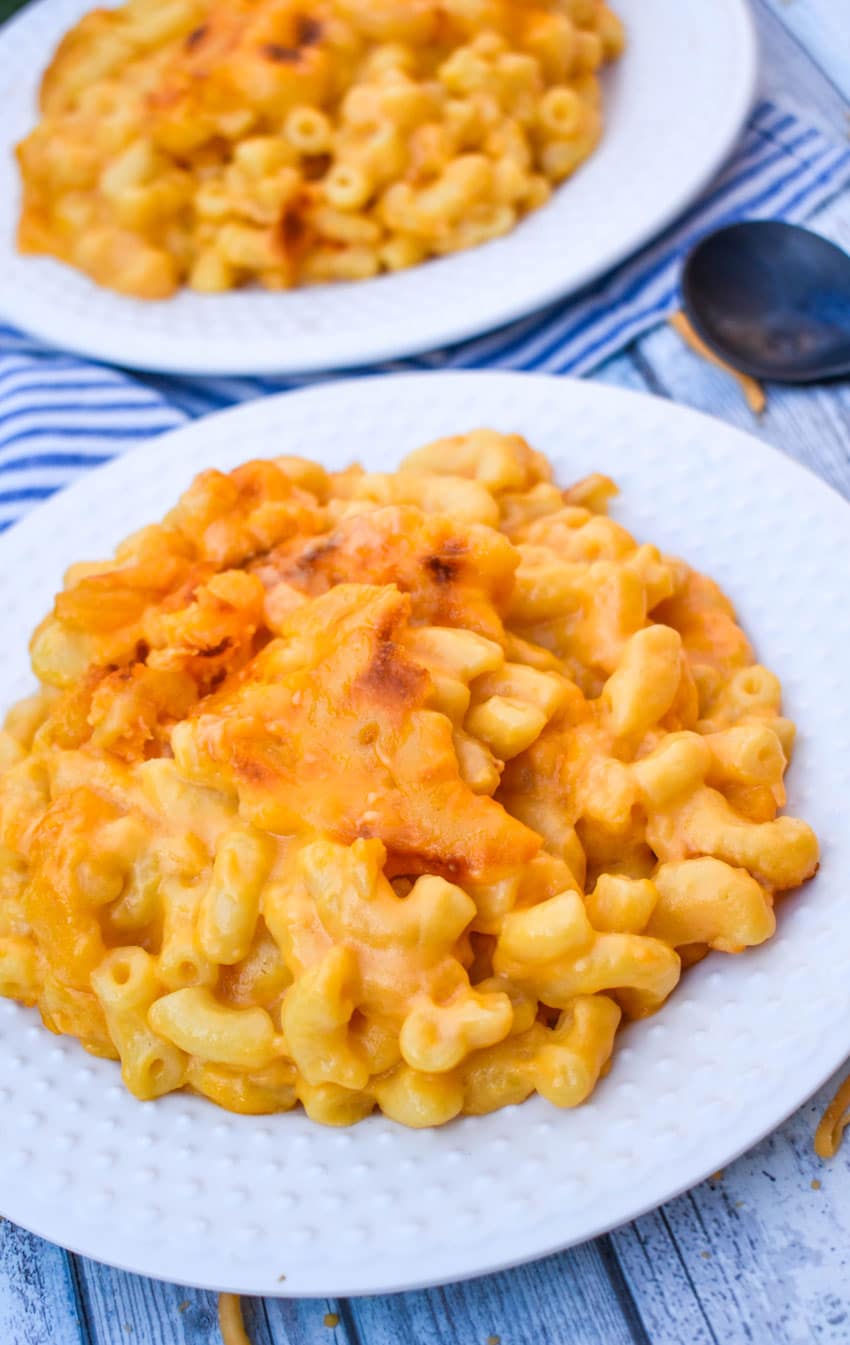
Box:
[17,0,624,298]
[0,431,818,1126]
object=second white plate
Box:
[0,0,756,374]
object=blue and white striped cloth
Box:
[2,100,849,533]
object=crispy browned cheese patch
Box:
[30,458,327,693]
[251,505,517,640]
[173,583,539,882]
[146,0,340,124]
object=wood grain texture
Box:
[753,0,850,135]
[74,1261,233,1345]
[66,1254,358,1345]
[349,1242,648,1345]
[759,0,850,103]
[614,1063,850,1345]
[263,1297,354,1345]
[0,1220,86,1345]
[73,1268,339,1345]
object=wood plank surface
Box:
[754,0,850,136]
[760,0,850,103]
[74,1262,244,1345]
[0,1220,86,1345]
[614,1063,850,1345]
[349,1242,649,1345]
[263,1296,355,1345]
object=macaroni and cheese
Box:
[0,430,818,1126]
[17,0,624,297]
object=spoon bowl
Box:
[682,220,850,383]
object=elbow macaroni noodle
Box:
[218,1294,253,1345]
[17,0,624,297]
[0,429,819,1127]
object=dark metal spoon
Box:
[681,220,850,383]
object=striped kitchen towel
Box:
[2,99,849,532]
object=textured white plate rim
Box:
[0,370,847,1297]
[0,0,758,375]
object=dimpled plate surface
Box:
[0,372,847,1296]
[0,0,756,375]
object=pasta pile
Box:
[17,0,624,297]
[0,431,818,1126]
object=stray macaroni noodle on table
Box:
[0,431,818,1127]
[219,1294,253,1345]
[16,0,624,297]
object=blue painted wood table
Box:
[2,1,850,1342]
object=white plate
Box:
[1,372,847,1297]
[0,0,757,375]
